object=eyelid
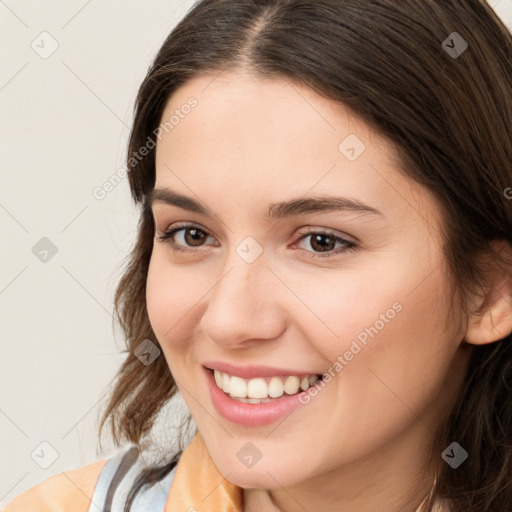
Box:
[295,225,357,244]
[156,221,358,258]
[156,221,215,240]
[156,221,355,242]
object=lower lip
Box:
[204,366,313,426]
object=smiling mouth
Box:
[209,368,323,403]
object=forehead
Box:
[157,70,390,164]
[153,70,441,235]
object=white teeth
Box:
[234,396,273,404]
[212,369,321,401]
[222,372,230,393]
[268,377,284,397]
[229,376,247,398]
[247,378,268,399]
[283,376,300,395]
[214,370,223,388]
[300,376,310,391]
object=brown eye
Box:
[156,223,216,254]
[308,233,337,252]
[182,228,208,247]
[293,230,357,259]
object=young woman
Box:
[5,1,512,511]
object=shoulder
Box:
[3,456,108,512]
[4,446,180,512]
[86,445,179,511]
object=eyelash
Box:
[156,222,357,259]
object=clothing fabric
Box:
[84,445,177,511]
[4,431,242,511]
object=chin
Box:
[216,456,306,490]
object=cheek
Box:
[284,243,452,363]
[284,251,455,409]
[145,251,199,352]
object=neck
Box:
[243,420,441,512]
[244,478,437,512]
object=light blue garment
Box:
[86,446,179,512]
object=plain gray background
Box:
[1,0,511,507]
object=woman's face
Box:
[146,70,471,492]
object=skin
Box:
[145,69,503,511]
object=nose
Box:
[199,254,287,350]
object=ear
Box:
[464,241,512,346]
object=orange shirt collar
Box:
[165,431,243,512]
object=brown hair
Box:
[96,1,512,510]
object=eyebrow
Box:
[145,187,383,220]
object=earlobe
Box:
[464,244,512,346]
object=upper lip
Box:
[203,361,321,379]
